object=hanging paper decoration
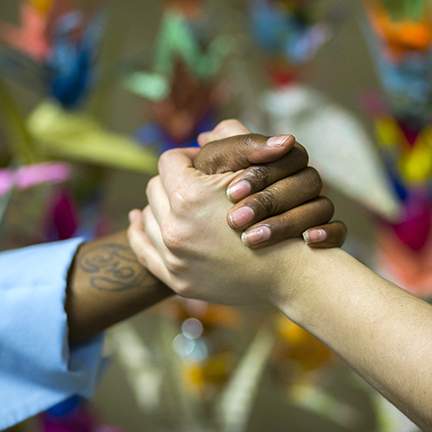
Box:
[131,60,219,153]
[0,0,158,174]
[0,161,70,197]
[377,0,427,22]
[47,5,105,107]
[0,0,104,107]
[262,84,401,220]
[362,0,432,122]
[0,74,37,164]
[124,0,232,152]
[249,0,346,86]
[0,0,52,63]
[250,0,332,65]
[360,0,432,297]
[27,100,158,172]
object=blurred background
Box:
[1,0,431,431]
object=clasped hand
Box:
[128,120,346,306]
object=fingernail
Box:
[303,229,327,244]
[227,180,252,201]
[229,206,255,228]
[128,210,138,223]
[267,134,294,148]
[241,226,271,246]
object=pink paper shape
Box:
[0,162,71,196]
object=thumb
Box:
[194,133,296,175]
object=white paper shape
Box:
[262,84,401,221]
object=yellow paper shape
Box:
[30,0,54,14]
[27,100,158,173]
[375,118,402,149]
[400,137,432,181]
[375,117,432,182]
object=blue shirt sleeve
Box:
[0,239,106,430]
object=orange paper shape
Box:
[0,0,100,62]
[364,1,432,57]
[376,223,432,298]
[0,2,51,62]
[31,0,54,14]
[182,352,237,392]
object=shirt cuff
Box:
[0,239,107,430]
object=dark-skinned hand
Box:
[194,119,347,249]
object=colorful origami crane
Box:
[361,0,432,297]
[249,0,347,86]
[124,0,232,151]
[250,0,332,66]
[0,1,158,173]
[0,0,104,107]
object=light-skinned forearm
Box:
[65,230,174,345]
[275,243,432,431]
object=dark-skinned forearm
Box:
[65,230,174,344]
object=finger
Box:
[141,205,167,259]
[131,226,172,286]
[197,131,212,147]
[146,175,170,226]
[194,133,296,175]
[127,209,151,267]
[197,119,251,147]
[157,147,200,194]
[241,196,334,249]
[127,207,173,281]
[227,167,322,230]
[226,146,310,202]
[302,221,348,249]
[141,205,192,288]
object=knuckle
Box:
[243,165,272,191]
[254,189,280,215]
[169,185,198,212]
[303,167,323,195]
[164,252,186,273]
[242,133,262,149]
[160,220,189,252]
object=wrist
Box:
[269,243,342,325]
[264,240,312,311]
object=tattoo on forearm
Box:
[78,244,157,291]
